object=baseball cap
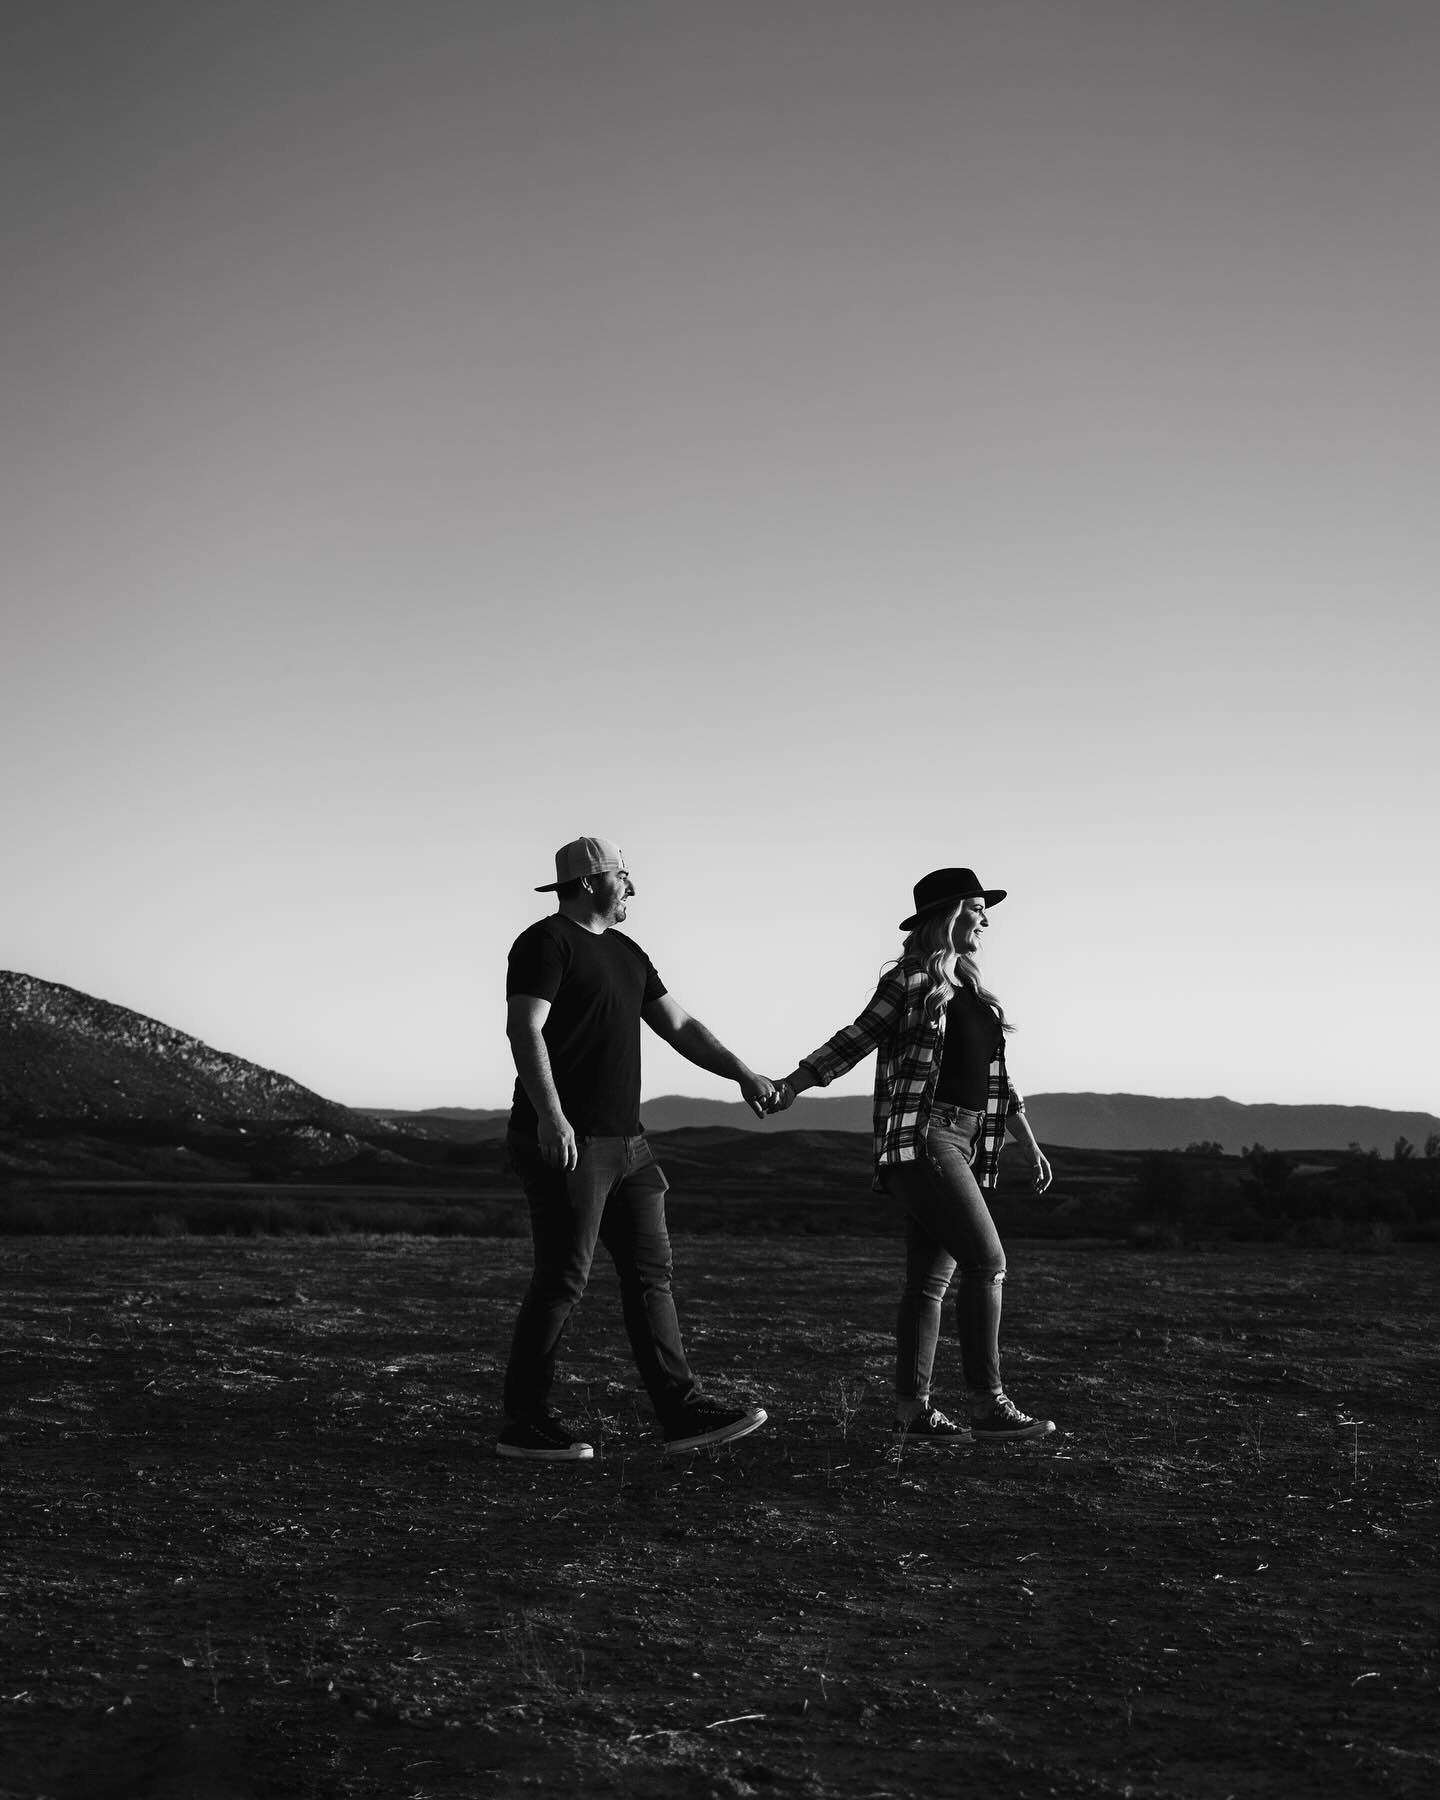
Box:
[535,836,628,892]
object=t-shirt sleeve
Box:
[642,955,667,1007]
[506,925,567,1003]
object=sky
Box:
[3,1,1437,1115]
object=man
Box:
[498,835,773,1463]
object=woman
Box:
[771,867,1055,1446]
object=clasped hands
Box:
[740,1072,797,1119]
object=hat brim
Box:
[898,888,1006,931]
[536,864,624,892]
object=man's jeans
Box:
[882,1106,1007,1401]
[502,1133,699,1426]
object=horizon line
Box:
[357,1090,1440,1118]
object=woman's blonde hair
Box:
[903,901,1012,1032]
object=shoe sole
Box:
[663,1408,768,1455]
[497,1442,595,1462]
[972,1421,1055,1443]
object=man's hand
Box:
[739,1071,778,1119]
[539,1114,579,1172]
[765,1080,797,1115]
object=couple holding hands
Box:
[498,836,1056,1463]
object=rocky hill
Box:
[0,971,358,1130]
[0,973,503,1186]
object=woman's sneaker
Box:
[894,1406,972,1447]
[970,1395,1055,1443]
[662,1401,768,1455]
[497,1417,595,1462]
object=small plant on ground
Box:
[503,1608,585,1698]
[830,1377,868,1441]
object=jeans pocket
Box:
[926,1119,980,1168]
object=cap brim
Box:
[536,867,623,892]
[898,888,1006,931]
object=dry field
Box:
[1,1232,1436,1799]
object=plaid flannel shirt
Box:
[799,956,1024,1192]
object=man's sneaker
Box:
[970,1395,1055,1443]
[497,1417,595,1462]
[895,1406,972,1447]
[662,1401,768,1455]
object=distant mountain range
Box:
[3,971,1435,1156]
[381,1091,1440,1155]
[1023,1093,1439,1156]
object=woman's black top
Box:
[933,984,1003,1110]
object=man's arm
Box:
[506,993,578,1171]
[642,995,777,1118]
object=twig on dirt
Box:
[1373,1743,1440,1765]
[202,1625,220,1708]
[830,1378,867,1442]
[704,1713,767,1730]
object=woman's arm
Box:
[1005,1106,1053,1193]
[770,1063,819,1110]
[768,968,908,1111]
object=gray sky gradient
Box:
[4,2,1437,1111]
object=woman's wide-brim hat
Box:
[899,868,1006,931]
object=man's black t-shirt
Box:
[933,985,1003,1111]
[506,916,667,1138]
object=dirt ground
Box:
[1,1232,1436,1799]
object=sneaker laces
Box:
[992,1395,1033,1425]
[923,1406,958,1431]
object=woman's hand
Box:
[765,1079,797,1115]
[1030,1149,1053,1194]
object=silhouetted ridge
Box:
[0,970,355,1128]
